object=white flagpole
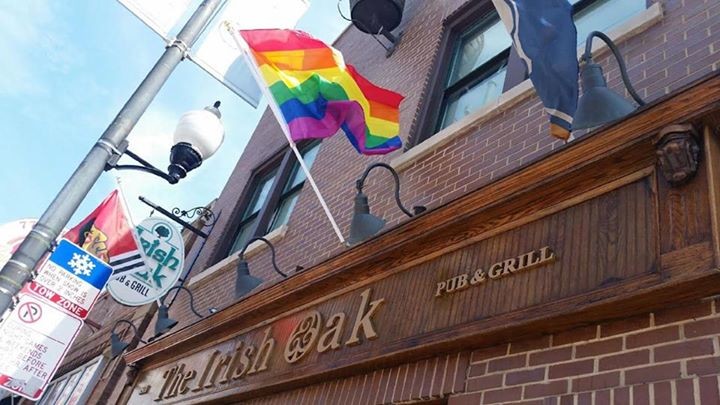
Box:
[113,175,136,227]
[228,25,346,244]
[112,175,149,278]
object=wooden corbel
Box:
[655,123,701,187]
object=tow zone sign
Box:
[0,293,82,400]
[0,240,112,400]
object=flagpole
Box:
[228,25,346,245]
[0,0,225,317]
[114,176,136,227]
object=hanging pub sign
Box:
[107,217,185,306]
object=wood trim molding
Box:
[704,125,720,267]
[125,71,720,366]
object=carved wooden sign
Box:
[129,177,657,404]
[435,247,556,297]
[140,288,385,402]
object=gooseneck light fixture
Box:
[338,0,405,57]
[154,286,215,336]
[106,101,225,184]
[235,237,289,299]
[110,319,147,358]
[347,162,426,245]
[573,31,646,130]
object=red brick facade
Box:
[50,0,720,404]
[167,0,720,331]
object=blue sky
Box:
[0,0,348,226]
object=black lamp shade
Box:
[168,142,203,181]
[347,191,386,245]
[154,305,178,336]
[110,333,130,358]
[573,63,637,130]
[350,0,405,34]
[235,259,263,298]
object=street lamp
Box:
[154,286,216,336]
[235,237,289,299]
[347,163,425,245]
[110,319,147,359]
[0,0,225,317]
[107,102,224,184]
[573,31,646,130]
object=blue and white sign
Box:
[29,239,112,319]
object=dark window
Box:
[437,13,512,131]
[228,142,321,255]
[417,0,647,142]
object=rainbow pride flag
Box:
[239,29,404,155]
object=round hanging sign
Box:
[0,219,38,269]
[107,217,185,306]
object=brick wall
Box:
[239,296,720,404]
[162,0,720,351]
[449,296,720,404]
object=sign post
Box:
[0,240,112,400]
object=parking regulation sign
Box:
[28,239,112,319]
[0,293,82,400]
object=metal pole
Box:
[0,0,224,316]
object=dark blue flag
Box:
[493,0,578,141]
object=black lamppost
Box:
[235,237,290,299]
[347,163,425,245]
[573,31,647,130]
[110,320,147,358]
[154,286,216,336]
[0,0,225,317]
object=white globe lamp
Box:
[168,101,225,181]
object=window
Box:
[437,14,512,131]
[228,142,321,255]
[421,0,647,139]
[37,356,105,405]
[268,144,320,232]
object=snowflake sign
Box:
[67,253,95,277]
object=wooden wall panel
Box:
[128,176,661,404]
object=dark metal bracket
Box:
[138,196,213,238]
[105,140,179,184]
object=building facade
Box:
[45,0,720,403]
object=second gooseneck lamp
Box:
[110,319,146,358]
[154,286,215,337]
[573,31,646,130]
[235,237,289,299]
[348,162,425,245]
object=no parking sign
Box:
[0,239,112,400]
[0,293,82,400]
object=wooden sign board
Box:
[129,176,660,403]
